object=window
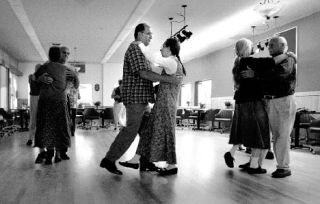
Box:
[77,84,92,107]
[9,72,18,109]
[180,83,192,107]
[0,65,8,110]
[196,80,212,108]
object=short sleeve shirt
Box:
[121,42,154,105]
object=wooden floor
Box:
[0,128,320,204]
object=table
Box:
[77,107,112,128]
[182,107,207,130]
[194,109,207,130]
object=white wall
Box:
[78,63,103,105]
[102,62,123,106]
[17,62,39,100]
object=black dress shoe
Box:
[265,151,274,160]
[224,152,234,168]
[239,162,250,169]
[245,148,252,154]
[247,166,267,174]
[119,161,139,169]
[44,150,54,165]
[54,156,62,163]
[45,159,53,165]
[139,157,157,171]
[26,140,32,146]
[157,167,178,176]
[60,153,70,160]
[272,169,291,178]
[100,158,123,175]
[238,145,245,151]
[35,151,47,164]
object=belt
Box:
[263,95,285,99]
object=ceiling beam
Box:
[100,0,156,64]
[7,0,48,62]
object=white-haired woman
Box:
[224,38,288,174]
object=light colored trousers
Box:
[113,102,126,128]
[266,95,296,170]
[28,95,39,140]
[250,148,268,168]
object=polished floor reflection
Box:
[0,129,319,204]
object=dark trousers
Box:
[106,104,148,162]
[70,108,77,136]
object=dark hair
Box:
[48,46,61,62]
[164,38,186,76]
[134,23,147,39]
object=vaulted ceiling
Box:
[1,0,320,64]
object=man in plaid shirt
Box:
[100,23,182,175]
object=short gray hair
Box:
[270,36,288,52]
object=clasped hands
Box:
[38,73,53,84]
[38,69,74,84]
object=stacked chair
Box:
[212,109,234,133]
[0,108,18,139]
[307,119,320,154]
[101,107,114,128]
[82,108,100,130]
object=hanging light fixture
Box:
[251,26,260,53]
[176,33,187,43]
[257,42,264,51]
[169,5,192,43]
[52,43,61,47]
[181,30,193,39]
[254,0,282,20]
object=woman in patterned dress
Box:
[136,38,186,175]
[34,46,75,165]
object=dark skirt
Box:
[34,98,71,149]
[229,100,270,149]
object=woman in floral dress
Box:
[137,38,186,175]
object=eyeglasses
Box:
[142,32,152,36]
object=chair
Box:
[291,109,319,148]
[203,109,220,131]
[192,110,207,130]
[189,110,198,126]
[75,108,85,128]
[0,108,18,137]
[101,107,114,128]
[307,119,320,154]
[0,108,14,126]
[82,108,100,130]
[212,109,234,133]
[0,113,5,137]
[176,109,184,127]
[181,109,193,128]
